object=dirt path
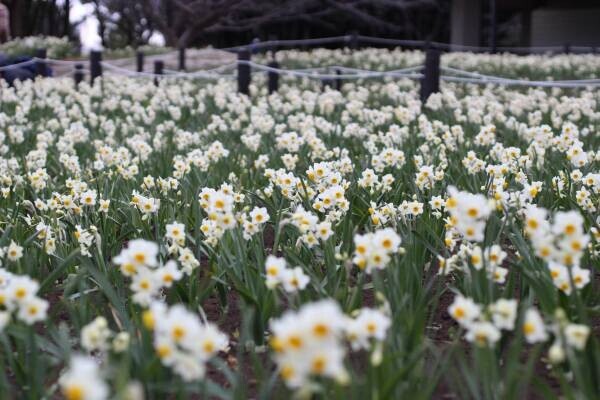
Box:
[48,48,236,77]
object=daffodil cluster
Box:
[524,206,591,293]
[287,205,334,248]
[164,221,201,274]
[199,185,242,245]
[0,268,48,329]
[142,301,229,381]
[113,239,184,305]
[241,206,270,240]
[81,316,130,354]
[445,187,493,243]
[270,299,391,389]
[264,255,310,292]
[59,355,109,400]
[353,228,402,273]
[449,295,517,347]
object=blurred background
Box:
[0,0,598,52]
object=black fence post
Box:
[251,37,260,54]
[334,68,342,91]
[136,51,144,72]
[268,60,279,94]
[268,34,278,52]
[154,60,164,86]
[35,48,47,77]
[90,50,102,85]
[348,31,358,49]
[564,43,571,54]
[74,63,84,87]
[178,47,186,71]
[420,49,440,103]
[350,31,358,50]
[237,49,251,95]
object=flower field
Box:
[0,49,599,399]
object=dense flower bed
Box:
[264,47,600,80]
[0,36,74,59]
[0,49,598,399]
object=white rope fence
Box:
[0,58,38,71]
[2,56,600,89]
[222,34,599,54]
[237,60,423,80]
[101,61,235,79]
[441,66,600,88]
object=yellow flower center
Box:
[142,310,155,329]
[356,258,367,270]
[563,254,574,266]
[64,384,84,400]
[311,356,326,374]
[564,224,576,235]
[172,326,185,341]
[523,322,535,335]
[453,307,465,319]
[540,247,551,258]
[203,340,215,353]
[446,197,457,208]
[123,263,136,275]
[267,266,278,276]
[475,333,488,345]
[270,337,284,352]
[529,187,538,197]
[287,335,303,349]
[367,322,377,334]
[156,344,171,358]
[313,323,329,337]
[467,208,479,218]
[280,365,295,380]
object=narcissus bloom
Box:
[523,308,548,344]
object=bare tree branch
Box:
[90,0,443,48]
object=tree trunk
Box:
[10,0,26,37]
[63,0,70,39]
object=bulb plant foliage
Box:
[0,47,598,399]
